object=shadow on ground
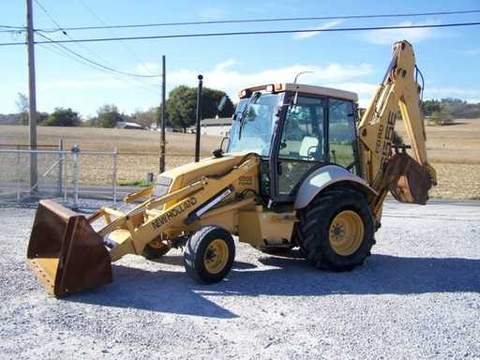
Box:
[67,253,480,318]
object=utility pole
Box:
[26,0,38,191]
[159,55,166,173]
[194,74,203,162]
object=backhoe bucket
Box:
[27,199,112,298]
[385,153,434,205]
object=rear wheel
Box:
[184,226,235,283]
[297,188,375,271]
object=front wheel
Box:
[184,226,235,284]
[297,188,375,271]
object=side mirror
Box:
[220,135,229,151]
[212,135,229,158]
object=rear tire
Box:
[297,188,375,271]
[184,226,235,284]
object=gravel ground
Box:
[0,200,479,359]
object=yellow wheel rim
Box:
[329,210,364,256]
[203,239,229,274]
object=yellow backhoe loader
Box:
[27,40,436,297]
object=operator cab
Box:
[227,83,360,203]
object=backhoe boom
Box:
[357,40,436,212]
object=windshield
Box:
[228,93,283,156]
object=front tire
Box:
[184,226,235,284]
[297,188,375,271]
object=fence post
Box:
[71,145,80,209]
[57,138,63,196]
[112,147,117,207]
[16,145,21,202]
[63,149,68,203]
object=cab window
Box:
[328,99,357,171]
[278,95,327,195]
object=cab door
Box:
[328,99,360,174]
[270,94,328,202]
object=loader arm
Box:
[27,154,260,297]
[90,154,259,261]
[357,40,437,215]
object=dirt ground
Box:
[1,119,479,199]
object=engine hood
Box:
[159,154,248,193]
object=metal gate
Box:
[0,144,118,208]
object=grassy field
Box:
[1,119,479,199]
[395,119,480,199]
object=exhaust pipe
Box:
[27,199,112,298]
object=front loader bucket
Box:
[27,199,112,298]
[384,153,434,205]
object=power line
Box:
[33,0,66,34]
[29,22,480,44]
[36,32,161,78]
[36,9,480,32]
[33,0,161,78]
[1,21,479,47]
[0,25,24,29]
[37,41,160,96]
[0,25,25,34]
[3,8,480,33]
[75,0,154,75]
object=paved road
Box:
[0,200,479,359]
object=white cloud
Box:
[38,77,129,90]
[293,20,343,40]
[32,60,375,114]
[363,21,438,45]
[425,87,479,102]
[463,48,480,56]
[326,82,378,107]
[166,59,373,100]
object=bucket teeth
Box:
[27,199,112,298]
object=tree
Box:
[93,104,124,128]
[16,93,29,125]
[430,106,453,126]
[203,87,235,118]
[423,98,480,119]
[153,104,172,129]
[132,107,157,128]
[166,86,197,132]
[422,99,441,117]
[166,85,235,132]
[44,107,80,126]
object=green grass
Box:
[117,178,152,187]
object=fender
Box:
[294,165,377,209]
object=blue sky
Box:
[1,0,479,117]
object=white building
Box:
[116,121,144,130]
[198,117,233,136]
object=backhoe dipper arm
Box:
[357,40,436,210]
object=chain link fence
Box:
[0,143,122,207]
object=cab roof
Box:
[239,83,358,102]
